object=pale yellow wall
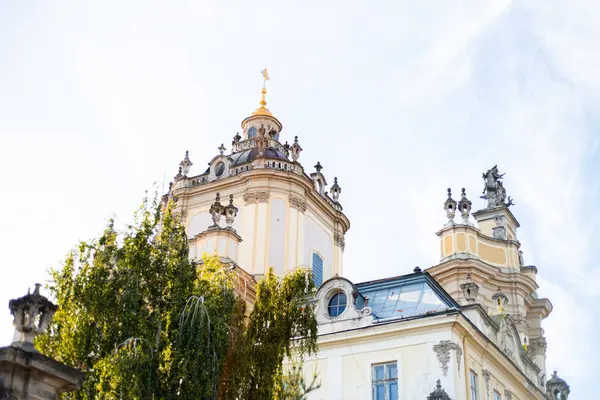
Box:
[438,226,521,269]
[478,243,506,265]
[456,233,466,252]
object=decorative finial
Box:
[457,187,472,225]
[9,284,58,351]
[290,136,303,162]
[261,68,270,88]
[413,266,422,274]
[224,194,238,229]
[257,68,270,109]
[209,193,224,228]
[546,370,570,399]
[179,150,193,176]
[314,162,323,173]
[218,143,226,155]
[174,166,183,181]
[330,177,341,202]
[443,188,457,226]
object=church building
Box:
[167,72,570,400]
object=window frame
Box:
[493,389,502,400]
[327,291,347,318]
[469,370,479,400]
[311,251,324,287]
[371,361,398,400]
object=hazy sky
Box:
[1,1,598,397]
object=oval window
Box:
[328,292,347,318]
[215,162,225,177]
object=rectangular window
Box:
[312,252,323,287]
[372,362,398,400]
[469,370,478,400]
[493,390,502,400]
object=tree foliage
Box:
[36,195,318,399]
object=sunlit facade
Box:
[168,77,569,400]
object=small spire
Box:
[457,187,472,225]
[443,188,457,226]
[224,194,239,229]
[209,192,224,228]
[179,150,193,176]
[330,177,341,202]
[314,161,323,173]
[174,166,183,181]
[290,136,303,162]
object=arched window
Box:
[248,126,257,139]
[312,252,323,287]
[328,292,347,317]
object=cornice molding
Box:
[172,168,351,232]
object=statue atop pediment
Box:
[481,165,514,208]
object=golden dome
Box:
[241,86,282,131]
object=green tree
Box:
[37,194,318,399]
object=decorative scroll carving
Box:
[427,380,451,400]
[482,369,491,398]
[513,313,530,334]
[243,191,269,204]
[289,195,307,212]
[433,340,463,377]
[529,337,547,356]
[334,232,345,250]
[504,389,513,400]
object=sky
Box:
[0,0,598,397]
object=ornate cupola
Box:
[240,69,283,141]
[168,70,350,283]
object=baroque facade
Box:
[167,75,569,400]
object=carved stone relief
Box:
[243,191,270,204]
[528,337,547,356]
[433,340,463,377]
[513,313,530,334]
[482,369,490,399]
[504,389,513,400]
[288,194,307,212]
[460,282,479,303]
[334,232,345,250]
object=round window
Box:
[327,292,347,318]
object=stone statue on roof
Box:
[481,165,514,208]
